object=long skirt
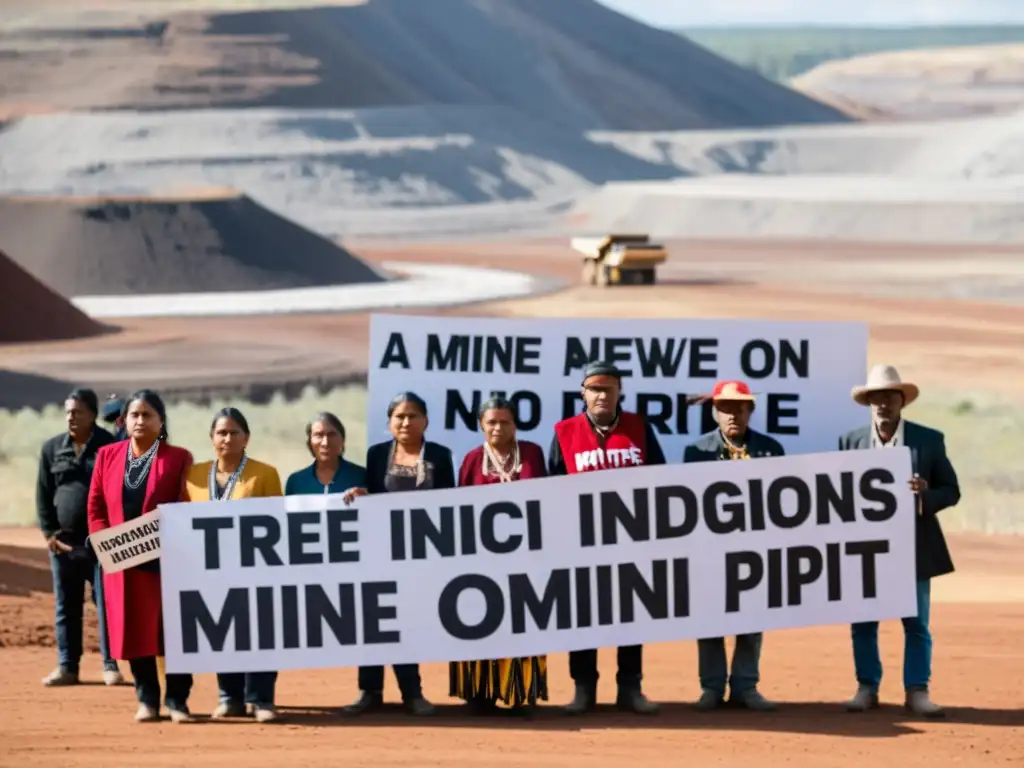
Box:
[449,657,548,708]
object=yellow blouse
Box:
[185,457,283,502]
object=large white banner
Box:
[160,447,916,674]
[367,315,868,463]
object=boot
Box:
[905,689,944,719]
[563,683,596,715]
[404,695,436,716]
[616,686,660,715]
[845,685,880,713]
[695,689,725,712]
[730,688,777,712]
[344,690,383,715]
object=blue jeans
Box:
[50,551,117,672]
[852,578,932,691]
[217,672,278,707]
[698,633,762,696]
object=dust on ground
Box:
[1,530,1021,766]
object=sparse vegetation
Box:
[680,25,1024,81]
[1,385,1019,533]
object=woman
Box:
[87,389,194,724]
[284,412,366,496]
[341,392,455,717]
[184,407,284,723]
[449,397,549,713]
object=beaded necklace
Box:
[482,441,521,483]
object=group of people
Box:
[35,361,960,724]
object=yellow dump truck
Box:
[571,234,667,286]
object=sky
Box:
[600,0,1024,27]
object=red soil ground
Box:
[1,531,1021,766]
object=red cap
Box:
[711,380,755,401]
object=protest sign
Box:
[367,315,868,462]
[90,510,161,574]
[160,447,916,674]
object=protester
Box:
[101,394,127,441]
[450,396,549,712]
[86,389,195,723]
[548,361,664,715]
[341,392,455,717]
[284,412,366,495]
[840,364,961,718]
[36,388,123,687]
[184,407,284,723]
[682,379,784,712]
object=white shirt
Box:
[871,418,904,449]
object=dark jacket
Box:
[839,420,960,580]
[365,440,456,493]
[36,426,117,544]
[682,428,785,464]
[548,410,666,476]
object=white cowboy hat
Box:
[851,364,919,407]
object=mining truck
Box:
[571,234,667,286]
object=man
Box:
[839,364,960,718]
[548,361,665,715]
[101,394,127,441]
[682,379,783,713]
[36,388,123,687]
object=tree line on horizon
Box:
[678,25,1024,81]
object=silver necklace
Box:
[124,441,159,490]
[209,454,248,501]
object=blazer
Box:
[365,440,456,493]
[185,457,283,502]
[682,428,785,463]
[86,440,193,659]
[839,420,960,580]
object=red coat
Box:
[458,440,547,486]
[87,440,193,660]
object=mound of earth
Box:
[0,369,81,411]
[792,44,1024,121]
[0,193,387,296]
[0,251,108,342]
[0,0,848,131]
[205,0,848,130]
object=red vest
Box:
[554,411,648,474]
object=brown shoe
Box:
[42,667,79,687]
